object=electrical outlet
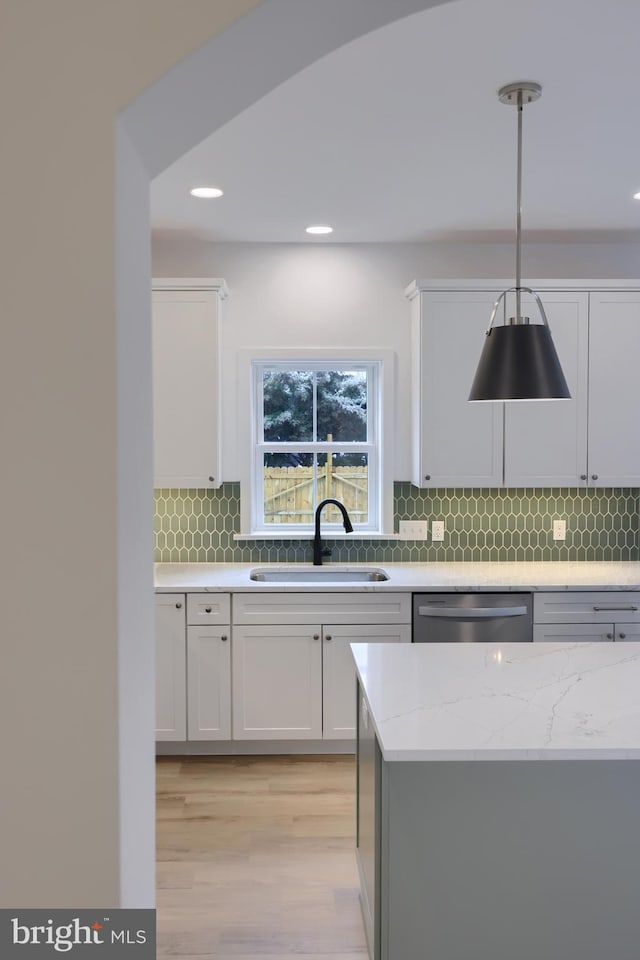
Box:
[553,519,567,541]
[431,520,445,542]
[398,520,429,540]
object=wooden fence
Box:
[264,466,368,524]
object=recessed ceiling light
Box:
[190,186,223,198]
[305,225,333,235]
[634,192,640,200]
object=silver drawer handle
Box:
[417,606,527,619]
[205,607,212,613]
[593,605,638,612]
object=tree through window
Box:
[253,361,380,530]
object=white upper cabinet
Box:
[408,282,640,489]
[504,292,589,486]
[408,287,504,488]
[152,279,227,488]
[587,292,640,486]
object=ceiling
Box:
[150,0,640,244]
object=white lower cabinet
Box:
[322,624,410,739]
[156,592,231,743]
[187,626,231,739]
[155,594,187,741]
[232,625,323,739]
[231,593,412,742]
[533,591,640,643]
[614,627,640,642]
[156,590,411,746]
[533,623,614,643]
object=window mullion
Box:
[252,358,383,534]
[312,372,318,508]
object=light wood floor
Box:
[156,756,368,959]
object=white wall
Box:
[152,236,640,280]
[1,0,448,910]
[0,0,262,910]
[152,237,640,480]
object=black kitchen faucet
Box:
[313,498,353,565]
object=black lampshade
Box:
[469,324,571,401]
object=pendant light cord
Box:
[515,87,523,322]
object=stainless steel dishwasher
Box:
[413,592,533,643]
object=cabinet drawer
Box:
[533,623,614,643]
[534,591,640,624]
[232,592,411,625]
[187,593,231,625]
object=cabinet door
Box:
[588,292,640,486]
[232,625,322,739]
[411,291,503,487]
[323,625,410,740]
[504,293,588,486]
[152,284,225,488]
[155,594,186,740]
[187,626,231,740]
[533,623,614,643]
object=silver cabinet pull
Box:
[593,605,638,612]
[417,605,527,619]
[325,634,332,641]
[221,635,228,642]
[205,606,212,613]
[591,474,599,480]
[175,602,182,609]
[606,633,613,639]
[313,633,320,640]
[580,474,587,481]
[618,632,626,640]
[424,474,431,481]
[208,476,215,482]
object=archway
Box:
[116,0,452,905]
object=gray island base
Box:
[353,642,640,960]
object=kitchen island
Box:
[352,641,640,960]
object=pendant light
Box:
[469,82,570,401]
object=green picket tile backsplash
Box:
[154,483,639,563]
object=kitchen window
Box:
[239,353,394,537]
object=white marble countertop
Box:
[352,640,640,762]
[154,560,640,592]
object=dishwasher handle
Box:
[417,605,528,619]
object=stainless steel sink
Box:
[249,566,389,583]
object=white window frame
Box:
[237,349,395,538]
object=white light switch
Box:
[399,520,429,540]
[431,520,445,542]
[553,519,566,541]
